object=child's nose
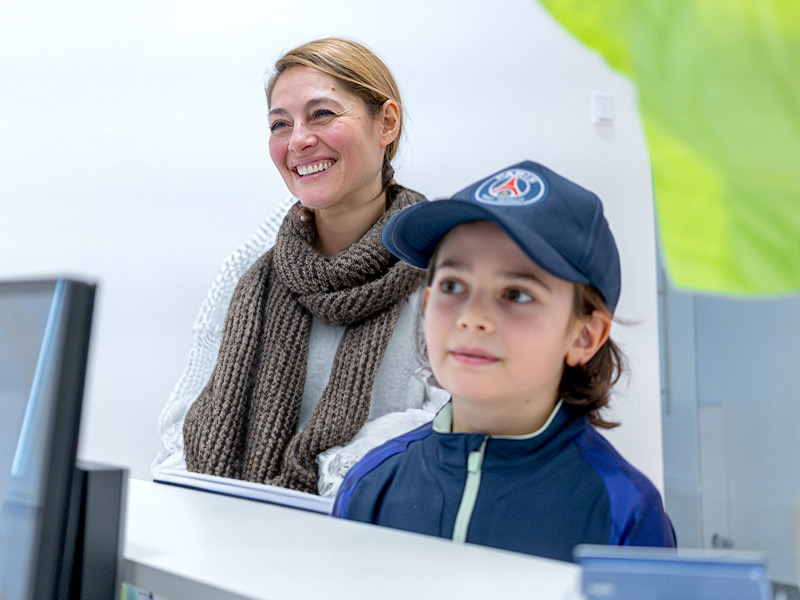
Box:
[457,296,494,333]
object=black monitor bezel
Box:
[0,278,96,599]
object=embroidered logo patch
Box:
[473,168,548,206]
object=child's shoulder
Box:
[352,421,433,478]
[333,421,433,517]
[570,426,675,547]
[571,426,663,504]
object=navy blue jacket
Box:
[333,402,675,562]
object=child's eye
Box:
[439,279,465,294]
[503,288,534,303]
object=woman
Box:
[153,38,446,495]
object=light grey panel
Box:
[660,284,703,548]
[694,294,800,584]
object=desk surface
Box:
[123,478,580,600]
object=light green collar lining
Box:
[432,401,455,433]
[432,399,564,439]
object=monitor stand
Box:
[59,462,127,600]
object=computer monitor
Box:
[0,278,96,600]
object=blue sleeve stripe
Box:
[572,428,658,545]
[332,422,433,519]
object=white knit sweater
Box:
[152,198,448,495]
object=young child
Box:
[332,160,676,562]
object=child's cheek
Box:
[423,307,447,358]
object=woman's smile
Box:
[293,159,336,178]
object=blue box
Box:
[575,545,772,600]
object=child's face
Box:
[424,221,589,435]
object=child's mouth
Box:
[451,349,499,365]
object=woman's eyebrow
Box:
[305,97,342,109]
[268,97,343,117]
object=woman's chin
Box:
[292,182,339,209]
[297,195,338,212]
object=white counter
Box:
[122,478,581,600]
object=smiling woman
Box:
[154,38,447,496]
[266,64,400,255]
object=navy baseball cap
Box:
[382,160,622,312]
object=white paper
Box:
[153,469,334,514]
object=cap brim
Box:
[383,199,590,286]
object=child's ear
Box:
[423,286,431,314]
[565,310,612,367]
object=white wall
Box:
[0,0,664,488]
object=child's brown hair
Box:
[561,284,624,429]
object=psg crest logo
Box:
[472,168,548,206]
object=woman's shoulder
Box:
[388,182,427,206]
[191,197,295,326]
[234,197,296,269]
[226,198,296,278]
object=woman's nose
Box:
[456,296,494,333]
[288,123,317,153]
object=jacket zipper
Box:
[451,436,488,543]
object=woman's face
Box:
[268,65,390,216]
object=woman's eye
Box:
[311,109,335,120]
[269,120,289,133]
[439,280,465,294]
[503,288,533,303]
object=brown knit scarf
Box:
[183,184,425,493]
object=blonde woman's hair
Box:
[265,37,403,188]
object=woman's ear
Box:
[565,310,612,367]
[379,99,401,147]
[423,286,431,314]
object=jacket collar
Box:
[433,399,565,439]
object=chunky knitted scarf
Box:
[183,184,425,493]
